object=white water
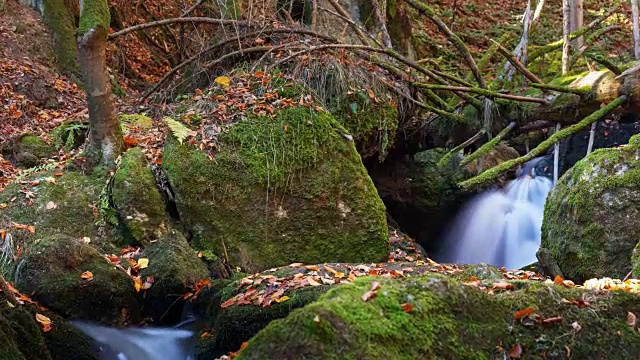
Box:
[71,321,195,360]
[442,158,554,269]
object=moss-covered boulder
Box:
[139,229,209,323]
[0,170,120,253]
[540,134,640,283]
[14,235,141,325]
[0,284,98,360]
[164,93,388,272]
[237,274,640,359]
[0,135,56,168]
[112,148,167,245]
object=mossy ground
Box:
[238,275,640,359]
[163,81,389,272]
[542,134,640,282]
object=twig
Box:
[459,95,627,189]
[326,0,372,46]
[460,122,516,166]
[553,122,560,182]
[531,83,589,95]
[587,54,622,75]
[414,84,548,104]
[181,0,205,17]
[108,17,251,39]
[490,39,543,84]
[437,129,486,167]
[318,6,382,47]
[586,121,596,155]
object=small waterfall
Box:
[71,320,196,360]
[442,157,554,269]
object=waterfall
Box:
[441,157,554,269]
[71,320,196,360]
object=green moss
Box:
[542,134,640,282]
[43,0,78,79]
[238,275,640,359]
[51,121,89,151]
[140,230,209,323]
[164,104,389,272]
[332,90,399,160]
[0,170,121,253]
[112,148,167,245]
[197,284,331,358]
[119,114,153,130]
[78,0,110,34]
[14,235,141,325]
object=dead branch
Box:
[414,84,548,104]
[181,0,205,17]
[490,39,543,84]
[108,17,252,39]
[325,0,372,46]
[404,0,486,89]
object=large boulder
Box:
[540,134,640,282]
[163,76,389,273]
[236,274,640,359]
[14,235,141,325]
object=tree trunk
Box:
[632,0,640,59]
[562,0,571,74]
[570,0,583,47]
[77,0,124,168]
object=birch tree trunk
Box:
[632,0,640,59]
[562,0,570,75]
[77,0,124,168]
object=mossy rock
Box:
[541,134,640,283]
[163,105,389,272]
[0,290,97,360]
[332,90,399,160]
[237,274,640,359]
[455,263,503,281]
[0,135,56,168]
[0,170,120,253]
[112,148,168,246]
[139,230,210,324]
[14,235,141,325]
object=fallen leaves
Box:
[513,307,535,320]
[361,281,381,302]
[400,303,413,313]
[35,313,52,332]
[583,277,640,293]
[136,258,149,269]
[80,271,94,281]
[628,312,637,330]
[507,343,522,358]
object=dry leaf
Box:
[542,316,563,324]
[35,313,52,332]
[275,296,290,303]
[628,312,637,329]
[45,201,57,210]
[137,258,149,269]
[508,343,522,358]
[80,271,94,281]
[400,303,413,313]
[27,225,35,234]
[289,263,304,268]
[307,277,321,286]
[313,315,320,323]
[571,321,582,332]
[514,307,535,320]
[554,275,564,284]
[305,265,320,271]
[133,276,142,292]
[215,76,231,87]
[361,281,381,302]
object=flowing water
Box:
[71,320,196,360]
[441,157,554,269]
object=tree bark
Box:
[570,0,584,48]
[632,0,640,59]
[562,0,571,74]
[77,0,124,168]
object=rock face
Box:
[112,148,168,246]
[0,135,56,168]
[164,101,389,272]
[15,235,141,324]
[540,134,640,282]
[236,274,640,359]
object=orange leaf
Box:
[305,265,320,271]
[542,316,563,324]
[35,313,52,332]
[513,307,534,319]
[289,262,304,268]
[27,225,35,234]
[124,137,139,147]
[80,271,94,281]
[221,296,237,309]
[133,276,142,292]
[400,303,413,313]
[554,275,564,284]
[361,281,380,302]
[508,343,522,358]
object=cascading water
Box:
[441,157,554,269]
[71,320,196,360]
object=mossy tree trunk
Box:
[43,0,79,80]
[77,0,124,168]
